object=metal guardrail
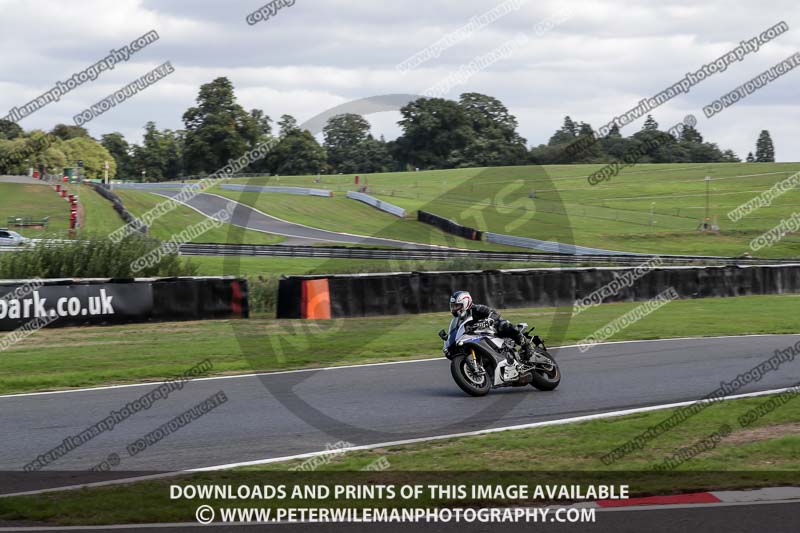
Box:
[177,243,794,266]
[346,191,406,217]
[219,184,333,197]
[1,241,793,267]
[110,183,200,190]
[484,232,650,256]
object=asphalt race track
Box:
[2,334,800,496]
[152,190,443,248]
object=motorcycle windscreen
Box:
[446,316,471,347]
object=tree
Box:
[0,119,23,140]
[721,149,741,162]
[606,124,622,138]
[353,136,395,173]
[0,138,28,174]
[131,122,183,181]
[680,125,703,144]
[60,137,116,179]
[455,92,528,166]
[267,130,327,176]
[548,116,579,146]
[51,124,90,140]
[101,133,135,179]
[572,122,603,162]
[182,77,259,174]
[278,114,300,136]
[250,109,273,137]
[394,98,473,169]
[755,130,775,162]
[642,115,659,130]
[746,151,755,162]
[561,116,578,136]
[38,147,68,174]
[323,113,372,173]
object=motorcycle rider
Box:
[449,290,534,361]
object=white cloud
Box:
[0,0,797,160]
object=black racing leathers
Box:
[470,304,524,345]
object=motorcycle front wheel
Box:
[450,354,491,397]
[530,349,561,391]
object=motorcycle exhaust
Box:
[513,372,533,386]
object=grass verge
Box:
[0,393,797,525]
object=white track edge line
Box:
[1,334,796,399]
[1,385,796,499]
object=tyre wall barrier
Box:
[345,191,406,218]
[89,183,148,235]
[220,184,333,197]
[0,277,248,330]
[276,264,800,318]
[417,210,482,241]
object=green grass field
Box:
[188,255,559,276]
[1,294,798,395]
[9,163,799,258]
[114,189,284,245]
[215,162,800,257]
[210,189,515,251]
[0,182,71,237]
[73,184,127,236]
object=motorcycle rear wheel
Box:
[451,354,491,397]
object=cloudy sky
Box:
[1,0,798,160]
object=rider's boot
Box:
[519,337,534,362]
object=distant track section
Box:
[178,243,795,266]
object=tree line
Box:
[0,76,778,181]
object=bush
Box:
[0,233,198,278]
[247,275,278,315]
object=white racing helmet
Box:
[449,291,472,319]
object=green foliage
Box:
[182,77,259,174]
[50,124,90,141]
[323,113,371,173]
[61,137,117,179]
[0,119,24,140]
[38,147,67,172]
[451,93,528,167]
[394,97,474,169]
[267,129,327,176]
[0,234,197,278]
[131,122,183,181]
[101,132,135,180]
[755,130,775,162]
[246,275,278,314]
[642,114,659,130]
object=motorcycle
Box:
[438,315,561,397]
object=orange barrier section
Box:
[301,278,331,319]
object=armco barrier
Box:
[0,277,248,330]
[111,182,200,190]
[220,184,333,197]
[89,183,148,235]
[276,264,800,318]
[346,191,406,218]
[484,232,649,256]
[417,210,482,241]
